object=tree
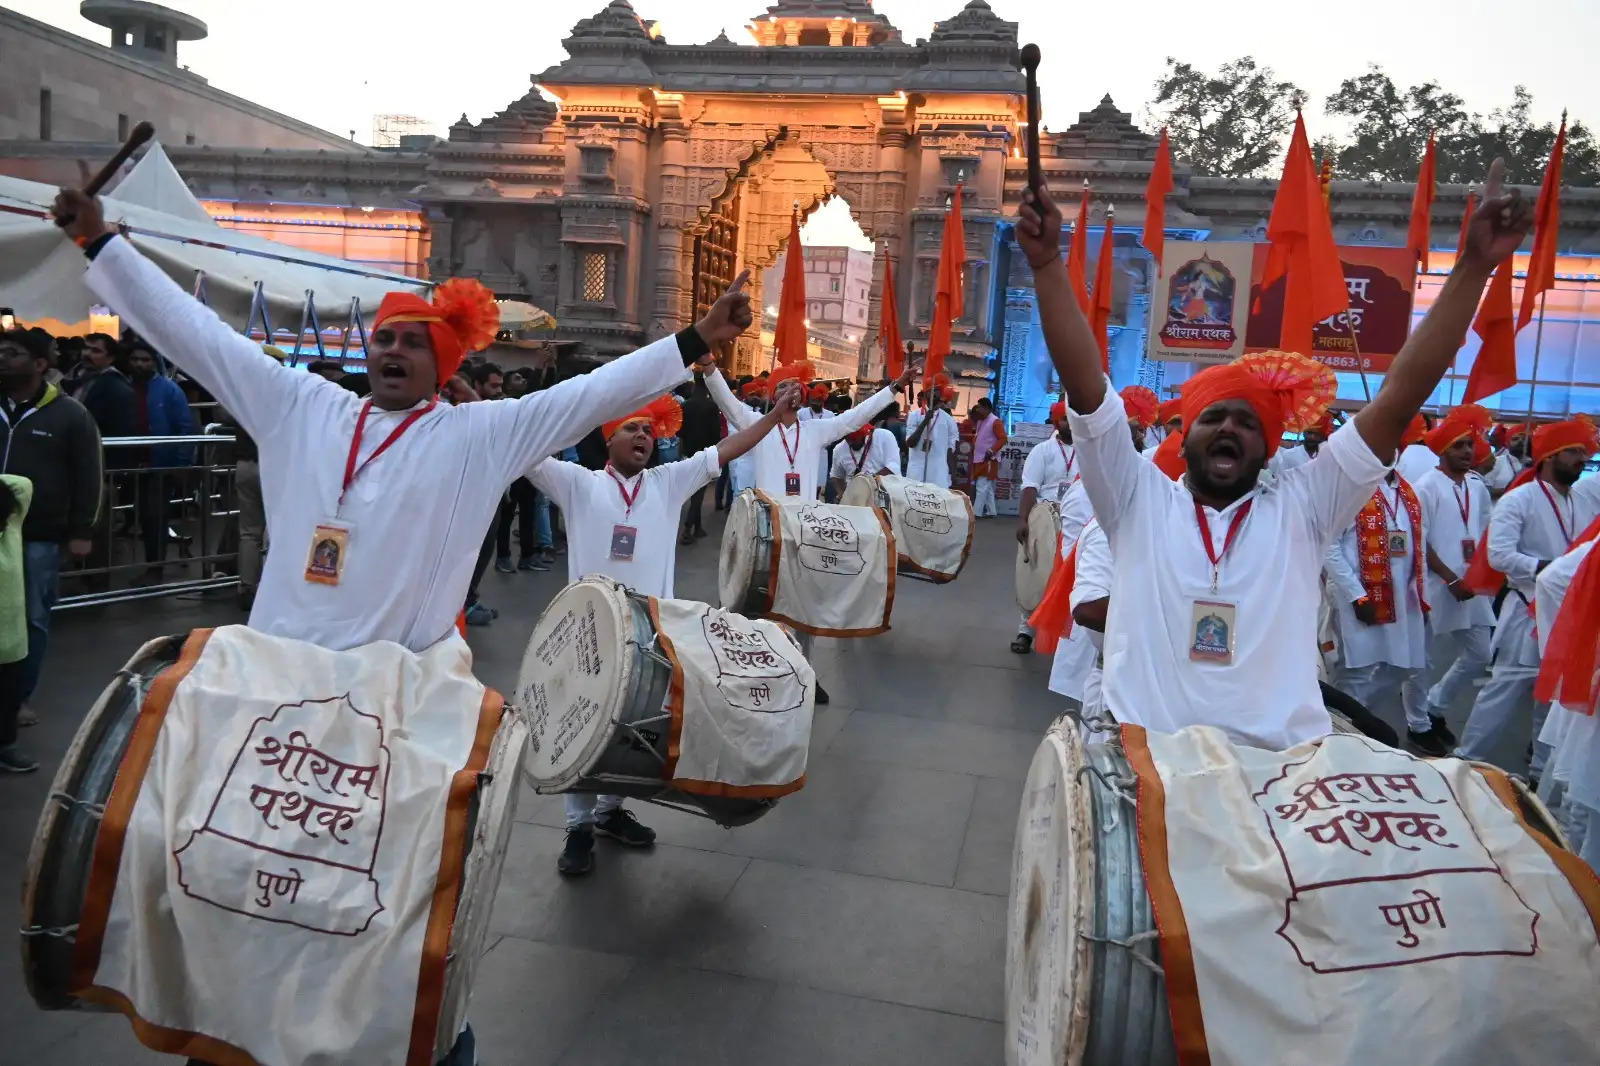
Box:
[1322,65,1475,182]
[1464,88,1599,187]
[1145,57,1307,177]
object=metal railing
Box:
[55,432,244,611]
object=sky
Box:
[14,0,1598,250]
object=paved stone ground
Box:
[3,509,1525,1064]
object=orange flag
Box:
[1463,255,1518,403]
[1260,113,1349,357]
[1457,192,1477,258]
[1406,134,1437,272]
[1142,129,1173,274]
[879,252,905,380]
[924,183,966,381]
[1090,210,1116,371]
[1067,183,1091,315]
[773,210,808,366]
[1517,115,1565,332]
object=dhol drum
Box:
[520,576,810,827]
[1006,718,1580,1066]
[718,488,894,637]
[1015,499,1061,613]
[840,473,880,508]
[874,475,974,584]
[21,633,529,1066]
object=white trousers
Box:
[1454,664,1550,776]
[1017,611,1033,638]
[564,792,621,830]
[975,477,998,516]
[1333,662,1422,731]
[1400,624,1493,731]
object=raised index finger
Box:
[726,270,750,296]
[1483,157,1505,204]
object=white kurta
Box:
[1046,483,1099,701]
[528,451,720,599]
[1321,477,1427,672]
[828,427,901,484]
[1267,444,1316,477]
[798,405,835,489]
[1019,434,1078,505]
[1487,478,1600,669]
[1054,514,1113,710]
[1066,383,1390,750]
[85,236,691,652]
[904,407,958,487]
[706,370,896,502]
[1413,467,1496,632]
[1484,449,1528,495]
[1396,442,1438,485]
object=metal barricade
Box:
[54,432,244,610]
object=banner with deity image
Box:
[1145,241,1255,365]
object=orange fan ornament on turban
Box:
[1178,349,1336,459]
[1120,385,1160,428]
[769,360,816,390]
[1157,397,1182,426]
[374,278,500,386]
[602,394,683,441]
[807,382,831,405]
[1424,404,1494,456]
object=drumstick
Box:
[1019,44,1043,197]
[53,120,154,228]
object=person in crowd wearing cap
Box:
[1269,412,1334,477]
[825,419,900,503]
[528,383,801,876]
[1398,406,1497,754]
[1485,423,1532,497]
[703,357,917,704]
[1120,386,1158,457]
[1143,397,1183,455]
[969,397,1008,517]
[799,380,835,496]
[1396,413,1439,484]
[1454,417,1600,780]
[905,376,960,488]
[1013,163,1533,750]
[1012,401,1076,654]
[1319,464,1429,749]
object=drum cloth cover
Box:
[878,474,974,582]
[1123,724,1600,1066]
[766,495,894,637]
[1015,499,1060,612]
[652,597,815,797]
[71,625,503,1066]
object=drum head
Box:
[518,578,635,791]
[1015,500,1060,613]
[718,490,759,612]
[841,475,878,508]
[1006,720,1095,1066]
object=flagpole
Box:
[1348,318,1373,403]
[1525,289,1549,434]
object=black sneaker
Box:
[0,745,39,774]
[1407,727,1450,758]
[814,681,830,706]
[1429,714,1457,747]
[516,556,540,572]
[494,555,515,574]
[557,827,596,875]
[530,551,554,572]
[594,808,656,847]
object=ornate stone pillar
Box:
[653,124,693,335]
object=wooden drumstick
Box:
[54,120,154,227]
[1019,44,1043,197]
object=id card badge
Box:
[1189,599,1236,664]
[610,523,638,561]
[1461,538,1476,562]
[1387,529,1410,558]
[305,520,352,586]
[785,472,802,497]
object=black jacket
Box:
[1,383,103,543]
[77,366,137,439]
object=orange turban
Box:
[1048,400,1067,423]
[808,383,831,404]
[602,394,683,441]
[1157,397,1182,426]
[770,361,816,390]
[1152,429,1187,479]
[1401,413,1429,446]
[1178,350,1335,460]
[1120,385,1160,428]
[740,379,769,400]
[846,425,873,447]
[931,372,958,403]
[1532,416,1599,467]
[374,278,499,386]
[1425,404,1493,456]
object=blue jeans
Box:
[533,490,553,550]
[22,541,61,702]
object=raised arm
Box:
[1351,160,1534,463]
[1015,183,1107,416]
[704,366,761,431]
[718,381,799,465]
[817,365,916,446]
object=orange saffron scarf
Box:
[1354,478,1428,624]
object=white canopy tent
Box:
[0,140,426,350]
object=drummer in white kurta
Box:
[1455,419,1600,778]
[1012,401,1076,653]
[1404,407,1497,753]
[798,382,835,495]
[527,385,800,876]
[825,422,901,499]
[904,377,959,487]
[52,186,756,1066]
[1013,164,1532,750]
[1321,469,1429,745]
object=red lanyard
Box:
[778,423,802,472]
[1537,479,1575,546]
[341,398,436,506]
[1057,440,1074,475]
[1451,478,1471,528]
[851,438,871,475]
[606,464,644,518]
[1194,499,1253,593]
[1376,481,1404,530]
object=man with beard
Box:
[905,377,959,487]
[1012,401,1075,654]
[1485,423,1531,496]
[1013,162,1533,749]
[529,383,799,875]
[1455,418,1600,779]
